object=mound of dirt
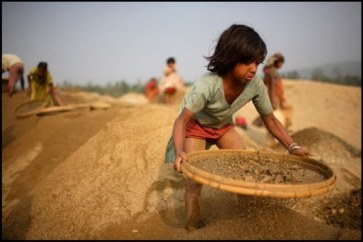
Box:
[272,127,361,164]
[2,79,361,240]
[117,93,149,105]
[316,188,361,230]
[23,104,185,239]
[282,186,362,234]
[269,127,361,235]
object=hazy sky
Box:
[2,2,361,86]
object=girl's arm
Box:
[173,107,194,172]
[27,74,33,96]
[262,113,312,157]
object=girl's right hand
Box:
[174,151,187,173]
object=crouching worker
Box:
[27,61,63,106]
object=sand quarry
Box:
[2,79,361,240]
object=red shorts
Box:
[164,87,176,94]
[185,119,234,143]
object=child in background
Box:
[158,57,185,105]
[145,77,160,102]
[164,24,311,231]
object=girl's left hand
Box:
[291,146,313,157]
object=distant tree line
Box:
[61,79,195,97]
[62,80,145,97]
[61,67,361,97]
[281,68,361,87]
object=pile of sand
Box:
[315,188,361,230]
[2,79,361,240]
[117,93,149,105]
[25,104,186,239]
[272,127,361,164]
[22,111,361,239]
[60,90,120,105]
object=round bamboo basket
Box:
[181,149,336,198]
[15,99,49,118]
[36,102,111,116]
[89,101,111,110]
[15,100,111,118]
[36,105,76,116]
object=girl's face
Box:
[232,62,259,84]
[37,67,46,77]
[167,62,176,70]
[275,61,284,69]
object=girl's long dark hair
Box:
[205,24,267,76]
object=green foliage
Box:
[62,80,145,97]
[281,68,361,87]
[281,70,300,79]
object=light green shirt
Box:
[164,72,273,163]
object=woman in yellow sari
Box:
[27,62,63,106]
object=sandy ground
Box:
[2,79,361,240]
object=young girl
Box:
[164,24,311,231]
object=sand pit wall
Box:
[26,104,185,239]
